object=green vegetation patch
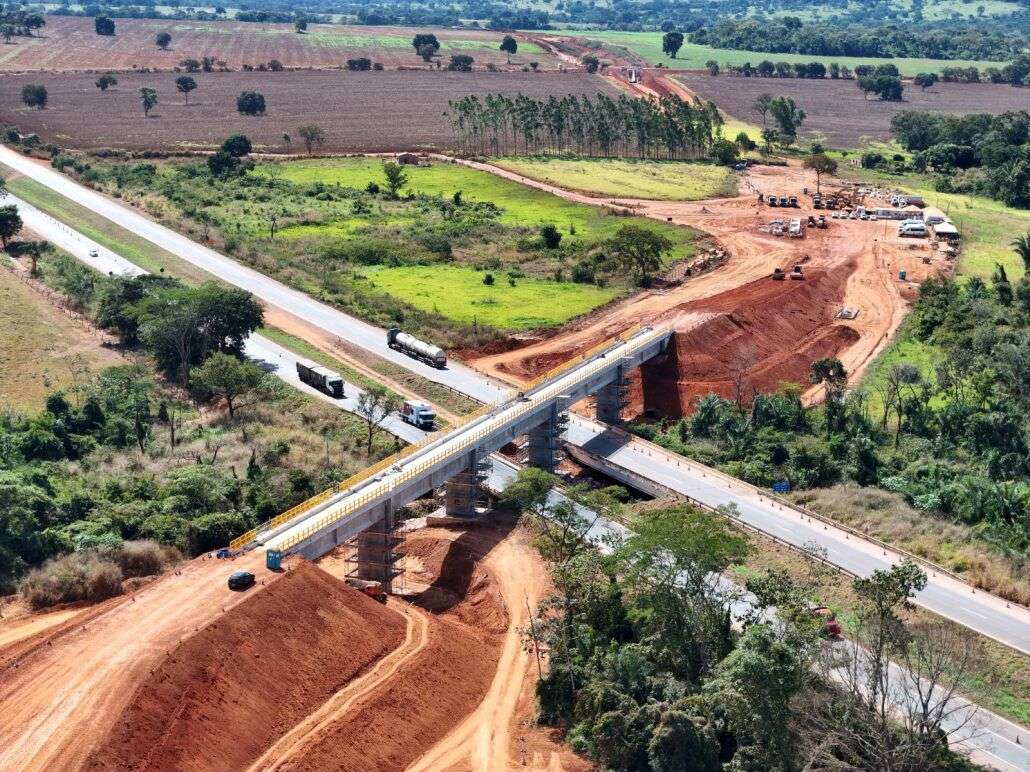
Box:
[580,31,1005,76]
[270,156,695,258]
[491,157,738,201]
[361,264,618,329]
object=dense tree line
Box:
[507,470,983,772]
[891,110,1030,207]
[447,92,724,159]
[692,18,1027,62]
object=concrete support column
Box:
[527,403,567,473]
[596,363,627,425]
[445,449,484,518]
[353,500,400,593]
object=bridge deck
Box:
[257,325,670,555]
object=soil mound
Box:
[85,561,406,772]
[276,533,507,771]
[636,263,858,414]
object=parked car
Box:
[228,570,255,590]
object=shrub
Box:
[20,552,124,610]
[104,539,178,577]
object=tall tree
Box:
[297,124,325,155]
[661,31,684,58]
[499,34,518,63]
[606,224,673,286]
[155,31,171,49]
[191,352,271,418]
[174,75,196,104]
[769,96,805,143]
[139,87,157,117]
[355,384,399,455]
[0,204,23,247]
[1012,232,1030,274]
[20,84,47,109]
[381,161,408,199]
[803,152,837,193]
[752,92,773,126]
[95,73,118,92]
[94,16,115,35]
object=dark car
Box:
[228,570,255,591]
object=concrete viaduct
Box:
[232,325,671,589]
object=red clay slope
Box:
[85,561,406,772]
[276,532,507,772]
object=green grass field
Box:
[491,157,738,200]
[267,157,696,259]
[360,264,619,329]
[580,31,1005,76]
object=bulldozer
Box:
[790,265,805,280]
[772,267,786,280]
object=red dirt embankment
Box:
[274,531,507,771]
[85,561,406,772]
[636,262,860,415]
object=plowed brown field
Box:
[0,17,561,72]
[0,69,616,152]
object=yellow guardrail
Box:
[521,325,645,392]
[270,326,662,554]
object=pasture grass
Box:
[578,31,1006,76]
[360,264,619,329]
[491,156,739,200]
[0,260,126,410]
[268,156,697,258]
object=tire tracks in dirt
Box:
[249,599,431,772]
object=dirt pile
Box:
[637,262,860,414]
[272,530,507,771]
[84,561,406,772]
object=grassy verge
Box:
[576,31,1005,76]
[491,156,739,201]
[727,524,1030,727]
[787,485,1029,606]
[1,169,218,285]
[0,259,126,409]
[362,264,619,329]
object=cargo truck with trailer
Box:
[296,362,345,398]
[387,328,447,368]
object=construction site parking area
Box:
[0,17,560,72]
[674,73,1030,149]
[0,69,618,153]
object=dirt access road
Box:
[0,551,269,772]
[463,158,933,410]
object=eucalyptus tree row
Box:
[446,92,724,159]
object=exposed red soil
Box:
[271,528,508,771]
[635,264,861,415]
[467,161,935,415]
[84,561,406,772]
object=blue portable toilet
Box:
[899,270,907,281]
[215,548,230,560]
[266,549,283,571]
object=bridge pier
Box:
[595,363,628,425]
[527,403,568,473]
[445,449,489,517]
[349,500,402,594]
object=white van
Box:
[898,222,927,238]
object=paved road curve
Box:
[3,146,1029,656]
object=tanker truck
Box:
[386,328,447,368]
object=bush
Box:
[104,539,178,578]
[20,552,124,610]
